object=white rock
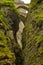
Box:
[16,21,25,49]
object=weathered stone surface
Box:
[16,21,25,49]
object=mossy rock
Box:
[0,0,20,65]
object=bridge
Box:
[15,2,28,8]
[15,2,29,17]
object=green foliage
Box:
[0,0,43,65]
[0,0,19,15]
[0,0,20,64]
[0,11,10,30]
[0,29,16,64]
[22,0,43,65]
[0,0,14,6]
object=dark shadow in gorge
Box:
[14,47,23,65]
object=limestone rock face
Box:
[16,21,25,49]
[22,0,43,65]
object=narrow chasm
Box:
[14,21,25,65]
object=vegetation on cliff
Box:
[0,0,43,65]
[0,0,20,65]
[22,0,43,65]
